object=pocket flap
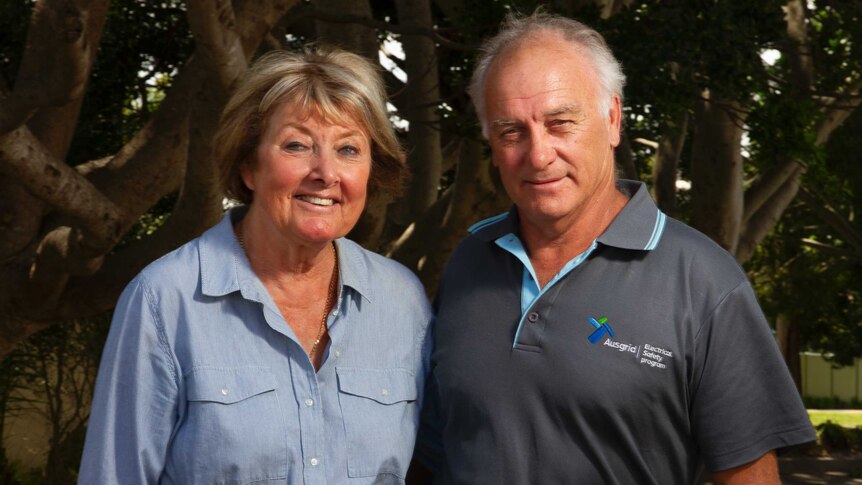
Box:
[186,367,277,404]
[336,367,417,405]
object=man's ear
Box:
[608,95,622,148]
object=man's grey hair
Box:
[468,11,626,136]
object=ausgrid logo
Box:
[587,317,614,344]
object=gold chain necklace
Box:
[310,243,337,362]
[235,221,338,364]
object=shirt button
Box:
[334,349,341,358]
[305,399,314,407]
[332,309,339,316]
[528,312,539,323]
[310,458,319,466]
[221,388,229,396]
[381,388,389,396]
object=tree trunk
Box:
[614,130,638,181]
[775,313,802,392]
[689,90,745,253]
[416,138,509,296]
[396,0,442,222]
[313,0,378,59]
[652,111,688,217]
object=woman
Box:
[79,46,433,484]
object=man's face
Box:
[483,33,621,231]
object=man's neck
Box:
[520,186,628,288]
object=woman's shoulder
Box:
[338,238,425,294]
[132,236,205,295]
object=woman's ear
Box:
[240,162,255,192]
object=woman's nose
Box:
[311,149,339,186]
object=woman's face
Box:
[241,102,372,246]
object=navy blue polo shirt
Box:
[417,180,814,485]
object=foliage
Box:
[3,316,109,483]
[67,0,193,165]
[750,110,862,366]
[816,420,862,451]
[1,0,861,479]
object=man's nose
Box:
[527,130,554,169]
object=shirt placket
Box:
[292,352,326,485]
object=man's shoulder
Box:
[655,216,748,284]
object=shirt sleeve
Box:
[78,276,180,484]
[690,281,816,472]
[413,301,443,475]
[414,369,444,474]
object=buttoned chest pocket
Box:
[336,367,419,480]
[175,367,287,485]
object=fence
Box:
[800,352,862,404]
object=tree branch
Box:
[17,0,110,161]
[0,127,123,248]
[0,176,44,260]
[797,187,862,252]
[814,79,862,145]
[743,157,805,225]
[736,163,805,264]
[799,238,862,261]
[0,0,107,134]
[291,3,474,51]
[186,0,248,91]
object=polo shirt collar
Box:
[468,179,666,251]
[597,180,667,250]
[469,207,520,242]
[199,207,372,301]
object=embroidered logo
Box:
[587,316,614,344]
[587,315,674,371]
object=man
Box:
[414,12,815,485]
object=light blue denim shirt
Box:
[79,208,433,485]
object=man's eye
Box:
[550,119,573,129]
[499,129,521,139]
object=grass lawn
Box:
[808,410,862,428]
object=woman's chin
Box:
[289,224,345,246]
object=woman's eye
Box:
[283,141,308,152]
[339,145,359,156]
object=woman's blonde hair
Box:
[217,45,406,204]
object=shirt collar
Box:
[469,180,666,251]
[597,180,667,250]
[198,207,372,301]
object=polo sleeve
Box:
[689,281,815,472]
[78,276,180,484]
[414,370,444,474]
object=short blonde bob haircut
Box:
[217,45,407,204]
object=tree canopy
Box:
[1,0,860,367]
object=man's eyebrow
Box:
[546,104,581,117]
[490,119,520,129]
